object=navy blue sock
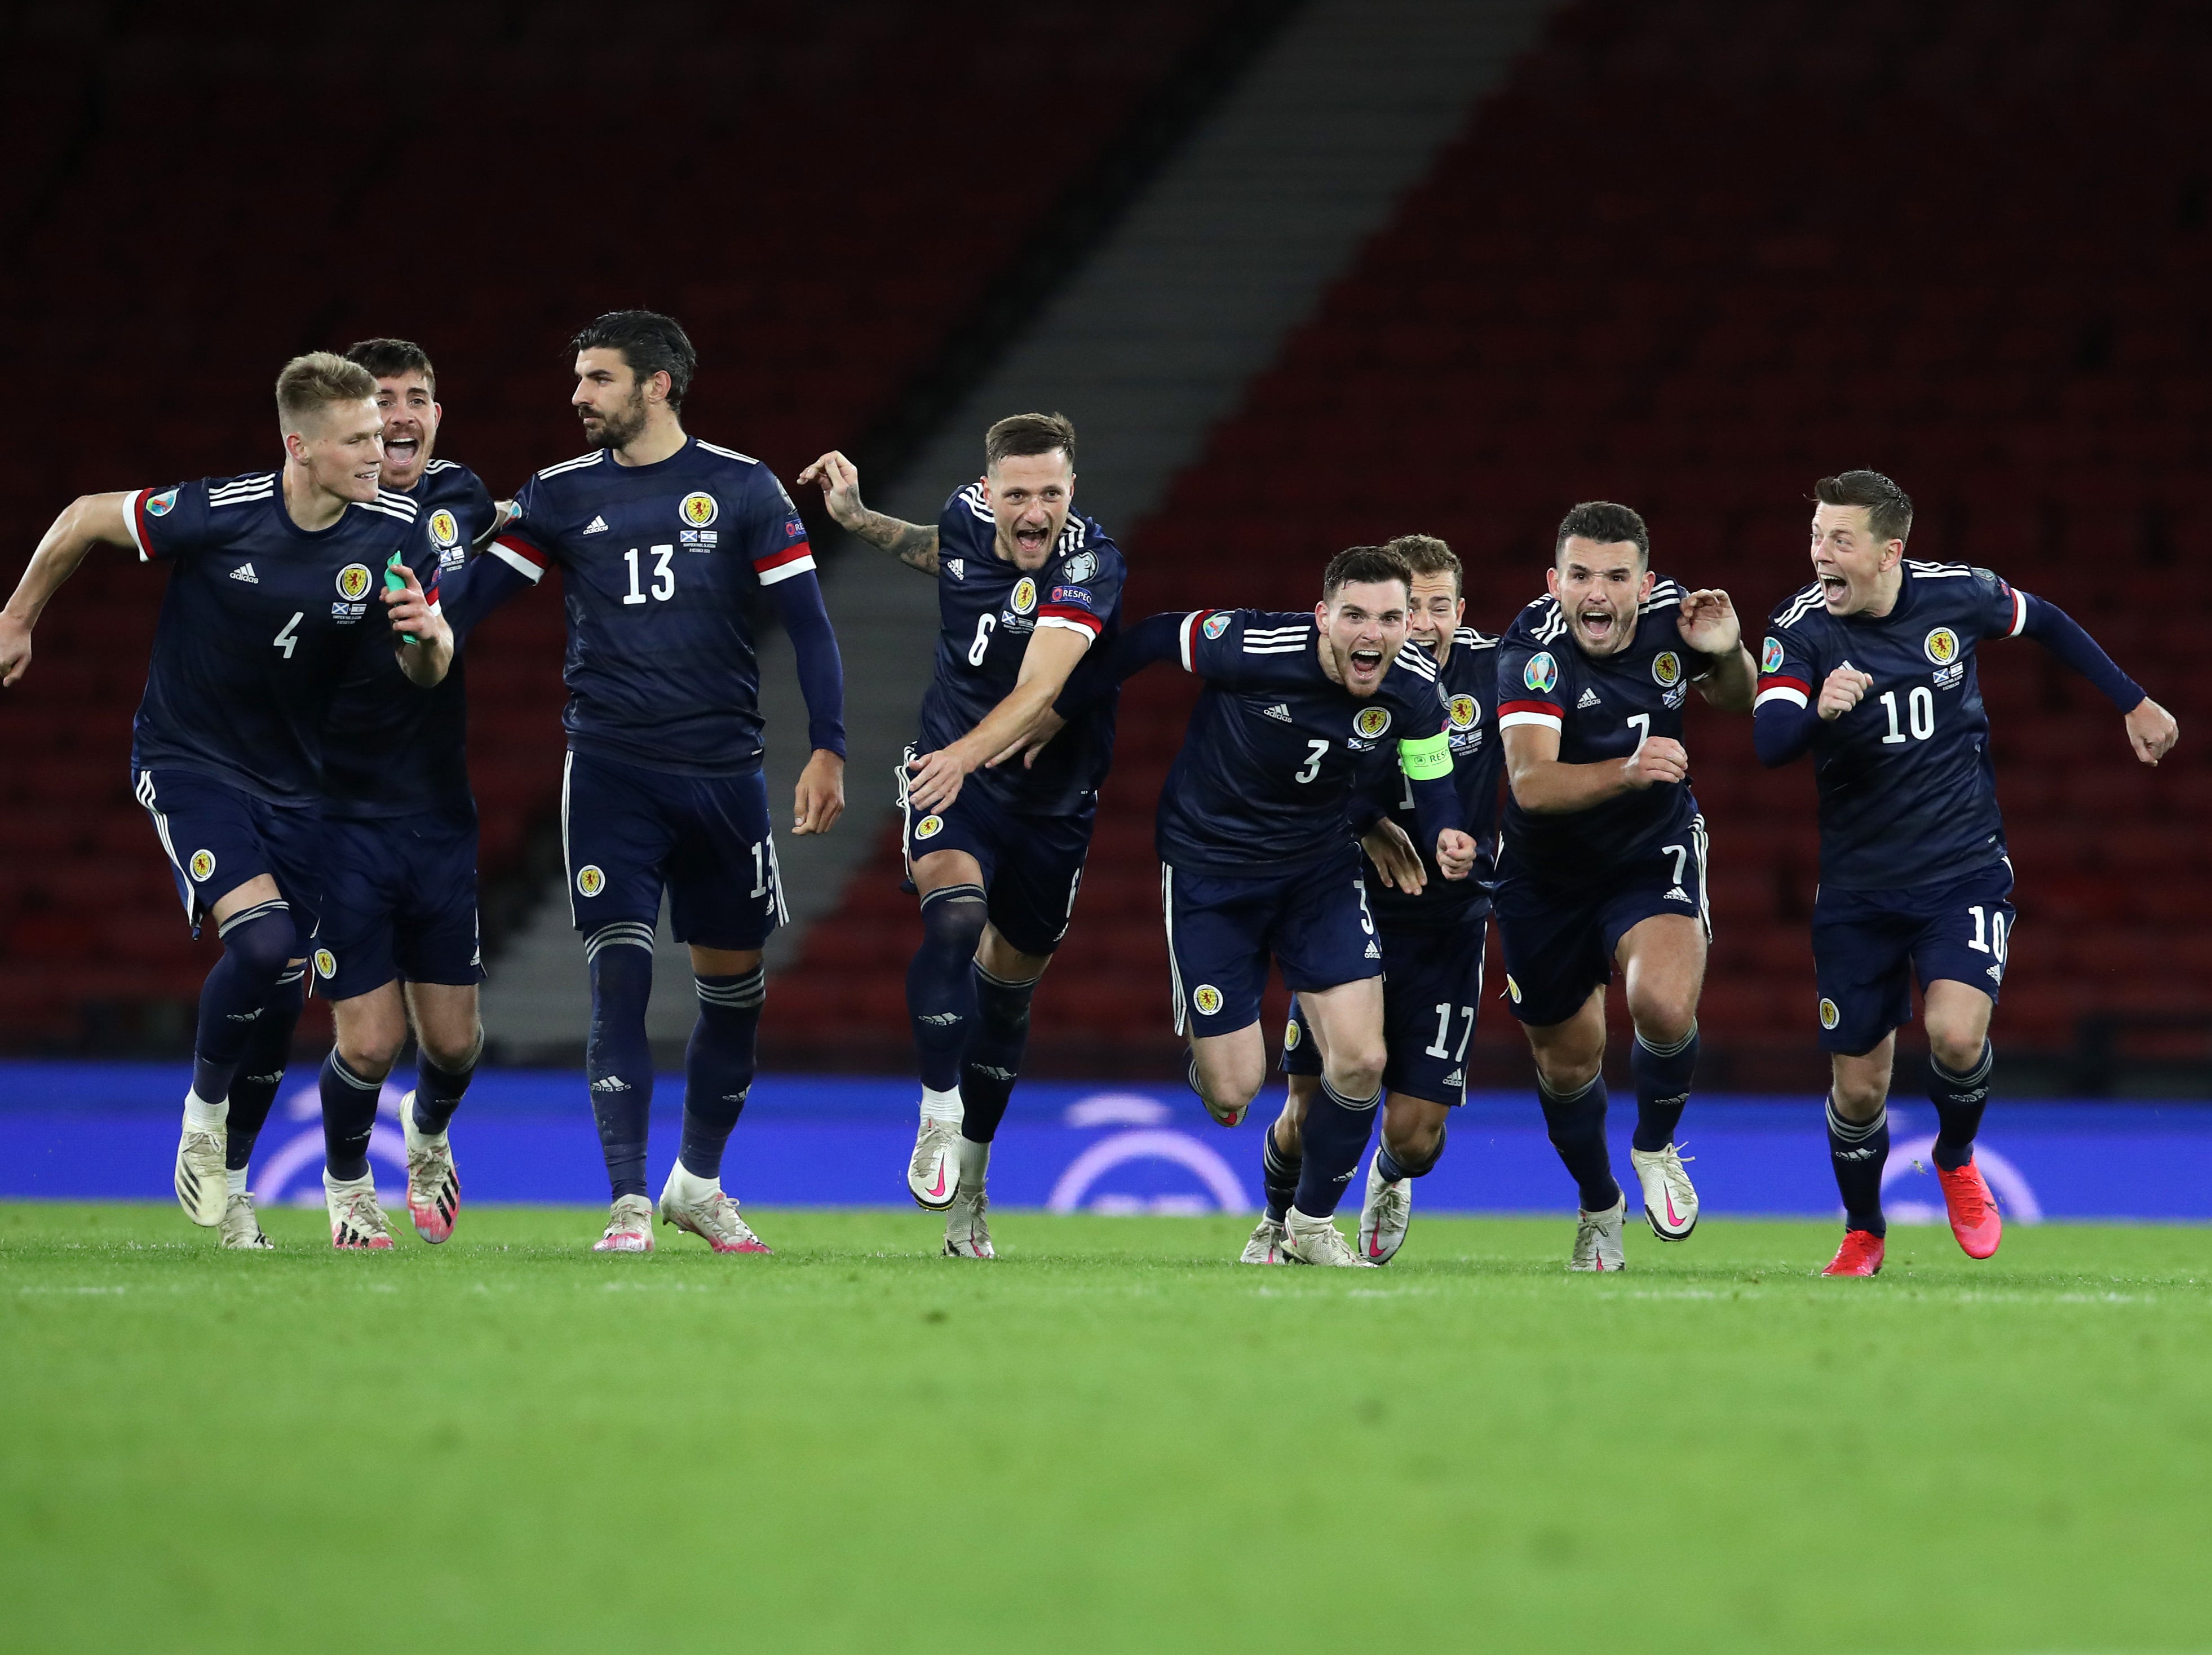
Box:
[585,926,657,1200]
[225,965,305,1172]
[1630,1023,1699,1153]
[1262,1118,1302,1223]
[678,968,763,1180]
[411,1033,480,1138]
[1929,1042,1993,1172]
[1294,1079,1379,1219]
[319,1050,382,1183]
[1376,1122,1447,1181]
[959,966,1036,1144]
[191,900,296,1103]
[908,884,985,1091]
[1827,1096,1889,1236]
[1539,1074,1620,1212]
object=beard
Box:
[585,386,649,450]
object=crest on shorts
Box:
[188,848,216,883]
[428,508,460,549]
[1193,984,1223,1017]
[1202,613,1231,640]
[313,948,337,979]
[1819,998,1840,1030]
[1282,1018,1301,1051]
[915,815,944,840]
[1923,626,1959,666]
[336,563,374,601]
[1523,652,1558,694]
[575,865,606,898]
[147,488,179,517]
[1011,577,1038,615]
[679,492,718,528]
[1652,651,1682,687]
[1505,974,1522,1004]
[1760,636,1785,674]
[1447,694,1480,731]
[1354,706,1392,740]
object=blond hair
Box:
[1385,533,1461,599]
[275,351,378,437]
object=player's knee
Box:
[1532,1048,1602,1096]
[1627,990,1697,1050]
[1926,1024,1989,1076]
[338,1027,404,1080]
[1385,1112,1446,1171]
[1830,1070,1888,1121]
[917,884,988,961]
[1325,1045,1387,1100]
[423,1024,483,1074]
[216,900,296,977]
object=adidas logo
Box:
[1986,965,2002,983]
[1664,886,1691,903]
[1577,687,1602,709]
[1443,1069,1465,1088]
[1365,941,1381,959]
[972,1065,1017,1082]
[229,563,259,583]
[582,515,609,534]
[590,1075,631,1092]
[945,558,964,579]
[918,1011,962,1026]
[1263,703,1294,722]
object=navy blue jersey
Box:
[1495,575,1713,882]
[321,461,498,822]
[493,439,818,776]
[1757,560,2025,890]
[915,484,1126,816]
[1157,610,1456,877]
[123,471,427,807]
[1368,627,1503,924]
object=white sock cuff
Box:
[921,1085,963,1123]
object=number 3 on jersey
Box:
[623,545,675,605]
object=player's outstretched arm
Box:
[1503,722,1685,812]
[1678,588,1757,711]
[2014,592,2179,766]
[796,451,939,575]
[383,563,454,687]
[907,625,1093,814]
[760,564,847,836]
[1,493,136,687]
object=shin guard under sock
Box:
[191,900,297,1104]
[225,965,306,1174]
[412,1032,481,1138]
[1539,1074,1620,1212]
[319,1051,382,1183]
[908,884,986,1092]
[585,926,657,1199]
[678,968,764,1180]
[1294,1079,1380,1219]
[959,965,1036,1145]
[1262,1119,1303,1223]
[1630,1023,1698,1153]
[1929,1041,1993,1172]
[1826,1096,1890,1237]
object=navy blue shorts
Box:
[1283,901,1489,1106]
[1812,859,2016,1055]
[134,766,322,937]
[1494,815,1709,1028]
[313,812,483,1001]
[899,747,1092,957]
[563,750,784,950]
[1161,846,1381,1039]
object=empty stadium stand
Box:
[0,1,1242,1049]
[768,0,2212,1090]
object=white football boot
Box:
[1238,1216,1291,1265]
[908,1091,962,1211]
[174,1109,227,1227]
[593,1194,656,1253]
[324,1172,395,1251]
[218,1192,272,1250]
[1356,1151,1413,1264]
[1569,1194,1628,1272]
[657,1165,771,1254]
[1282,1208,1375,1267]
[1630,1141,1698,1241]
[943,1139,993,1258]
[399,1091,462,1244]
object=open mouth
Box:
[1346,645,1384,687]
[1014,523,1051,557]
[1578,606,1617,642]
[386,435,421,467]
[1820,573,1850,601]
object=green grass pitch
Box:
[4,1203,2208,1654]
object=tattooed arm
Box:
[795,449,939,575]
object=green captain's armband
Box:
[1397,731,1452,780]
